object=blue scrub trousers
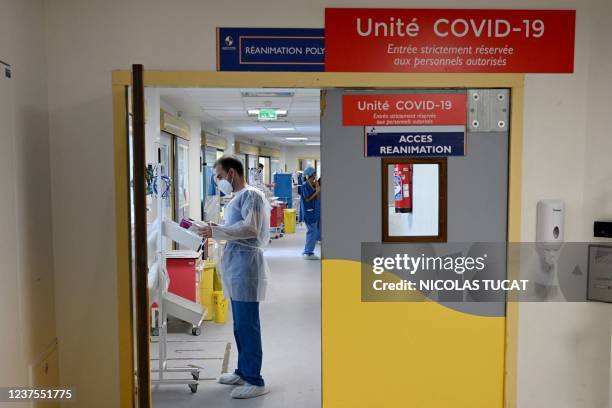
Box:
[304,220,319,255]
[231,300,264,386]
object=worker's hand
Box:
[199,225,213,239]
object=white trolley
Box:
[148,164,208,393]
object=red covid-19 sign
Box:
[325,8,575,73]
[343,94,467,126]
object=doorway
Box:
[126,82,323,407]
[258,156,271,185]
[113,70,524,408]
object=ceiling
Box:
[159,88,321,147]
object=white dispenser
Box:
[536,199,565,249]
[535,199,565,293]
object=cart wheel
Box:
[191,371,200,381]
[188,383,198,393]
[191,327,201,336]
[151,328,159,336]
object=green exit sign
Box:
[258,109,277,121]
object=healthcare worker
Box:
[300,166,320,260]
[198,155,271,399]
[253,162,264,186]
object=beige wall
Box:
[281,145,321,173]
[0,0,57,392]
[517,1,612,407]
[40,0,612,407]
[201,125,236,155]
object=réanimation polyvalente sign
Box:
[217,27,324,71]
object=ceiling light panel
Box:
[293,123,319,129]
[266,127,296,132]
[234,125,269,133]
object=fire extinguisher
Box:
[394,164,413,213]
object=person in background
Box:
[300,167,320,260]
[198,156,270,399]
[297,172,304,223]
[253,162,264,186]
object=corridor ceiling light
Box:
[285,137,308,141]
[305,142,320,146]
[267,127,296,132]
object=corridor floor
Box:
[153,225,322,408]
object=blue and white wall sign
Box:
[365,126,466,157]
[217,27,324,72]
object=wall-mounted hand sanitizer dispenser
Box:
[534,200,565,294]
[536,199,565,249]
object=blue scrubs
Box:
[301,181,320,255]
[315,189,321,241]
[297,174,306,223]
[231,300,264,386]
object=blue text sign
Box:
[365,126,466,157]
[217,28,324,72]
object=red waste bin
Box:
[166,250,201,302]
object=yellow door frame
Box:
[112,70,523,408]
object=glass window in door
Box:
[174,137,189,221]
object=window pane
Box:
[387,163,439,237]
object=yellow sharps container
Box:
[213,291,229,323]
[283,208,296,233]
